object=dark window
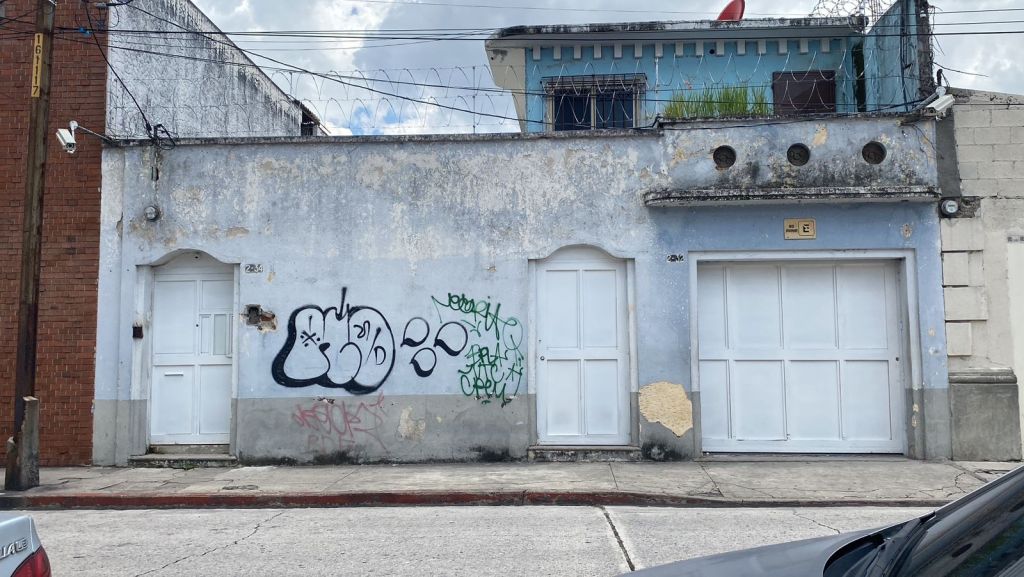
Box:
[595,90,635,129]
[547,75,644,131]
[772,71,837,115]
[553,93,592,131]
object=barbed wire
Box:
[811,0,898,21]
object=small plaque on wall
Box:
[784,218,817,240]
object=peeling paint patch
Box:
[812,125,828,147]
[225,226,249,238]
[398,407,426,441]
[639,381,692,437]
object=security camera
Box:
[924,94,956,117]
[56,128,76,153]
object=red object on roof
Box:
[717,0,745,20]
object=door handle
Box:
[164,372,185,376]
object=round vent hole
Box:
[863,141,887,164]
[713,145,737,169]
[787,143,811,166]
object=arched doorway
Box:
[150,252,234,445]
[535,246,631,445]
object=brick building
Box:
[0,0,310,465]
[1,0,108,465]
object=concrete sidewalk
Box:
[1,458,1017,510]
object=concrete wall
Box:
[107,0,304,138]
[95,117,950,465]
[943,89,1024,460]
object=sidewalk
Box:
[0,458,1017,510]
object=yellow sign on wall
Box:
[30,33,43,98]
[784,218,817,240]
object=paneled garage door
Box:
[697,261,904,453]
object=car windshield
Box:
[826,466,1024,577]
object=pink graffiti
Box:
[292,392,388,452]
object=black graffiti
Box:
[272,288,396,394]
[401,317,468,377]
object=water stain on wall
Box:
[638,381,692,437]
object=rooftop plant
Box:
[662,84,772,119]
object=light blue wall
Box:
[863,0,924,113]
[96,117,948,463]
[523,38,860,132]
[640,203,946,392]
[517,0,928,131]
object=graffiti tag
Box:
[292,393,388,452]
[274,288,470,394]
[433,293,524,407]
[272,288,396,393]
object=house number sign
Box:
[784,218,817,240]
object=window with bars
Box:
[546,75,645,131]
[772,71,838,115]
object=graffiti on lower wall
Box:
[433,292,524,407]
[273,287,523,407]
[292,392,388,452]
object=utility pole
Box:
[7,0,56,491]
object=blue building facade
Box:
[487,1,930,132]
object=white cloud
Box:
[190,0,1024,133]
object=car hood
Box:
[629,528,880,577]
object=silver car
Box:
[0,514,49,577]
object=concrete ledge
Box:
[643,186,940,206]
[0,491,953,511]
[951,375,1023,461]
[948,368,1018,384]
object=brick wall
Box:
[0,1,106,465]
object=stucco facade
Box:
[94,116,954,465]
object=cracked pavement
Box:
[33,506,934,576]
[8,459,1013,508]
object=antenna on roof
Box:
[717,0,745,21]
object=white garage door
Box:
[697,261,904,453]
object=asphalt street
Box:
[33,506,932,576]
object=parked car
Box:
[630,464,1024,577]
[0,514,49,577]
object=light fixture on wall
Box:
[144,205,161,221]
[940,199,961,218]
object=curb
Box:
[0,491,952,510]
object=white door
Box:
[150,254,234,444]
[697,261,904,453]
[537,247,631,445]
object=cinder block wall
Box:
[0,0,107,465]
[943,89,1024,460]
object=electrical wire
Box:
[80,1,174,148]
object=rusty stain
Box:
[639,382,692,437]
[903,223,914,238]
[225,226,249,238]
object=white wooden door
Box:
[537,247,630,445]
[151,255,234,444]
[697,261,904,453]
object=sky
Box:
[190,0,1024,135]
